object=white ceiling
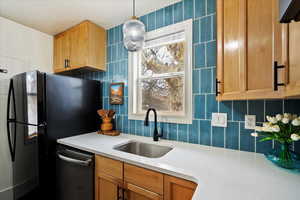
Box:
[0,0,180,35]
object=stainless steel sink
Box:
[114,141,173,158]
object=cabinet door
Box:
[164,175,197,200]
[217,0,246,100]
[217,0,285,100]
[69,22,89,69]
[286,21,300,97]
[95,173,123,200]
[125,182,162,200]
[246,0,285,99]
[53,32,70,72]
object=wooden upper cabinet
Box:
[53,32,70,72]
[164,175,197,200]
[53,20,106,73]
[217,0,286,100]
[285,21,300,97]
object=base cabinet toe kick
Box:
[94,155,197,200]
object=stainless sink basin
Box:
[114,141,173,158]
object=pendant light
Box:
[123,0,146,52]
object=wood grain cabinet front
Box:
[217,0,287,100]
[53,20,106,73]
[95,155,197,200]
[285,21,300,98]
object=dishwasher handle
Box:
[57,153,92,167]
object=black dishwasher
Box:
[56,145,94,200]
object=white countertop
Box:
[57,133,300,200]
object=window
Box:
[128,19,193,124]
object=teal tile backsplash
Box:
[70,0,300,154]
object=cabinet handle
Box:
[216,79,221,96]
[67,59,70,68]
[117,186,123,200]
[274,61,285,91]
[64,59,67,68]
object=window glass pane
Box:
[141,42,185,76]
[139,76,184,112]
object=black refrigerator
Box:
[5,71,101,200]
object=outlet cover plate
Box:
[212,113,227,127]
[245,115,256,129]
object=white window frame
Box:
[128,19,193,124]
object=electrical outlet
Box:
[212,113,227,127]
[245,115,256,129]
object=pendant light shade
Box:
[123,0,146,52]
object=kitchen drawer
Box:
[95,155,123,179]
[124,163,163,195]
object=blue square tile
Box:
[200,16,212,42]
[143,123,151,137]
[104,97,109,110]
[233,101,247,121]
[206,94,218,119]
[212,67,216,93]
[200,120,211,146]
[200,68,212,94]
[206,41,216,67]
[207,0,216,14]
[107,45,112,62]
[219,101,232,120]
[116,115,123,131]
[193,19,200,44]
[164,5,174,26]
[129,120,136,135]
[226,122,239,150]
[194,95,205,119]
[117,43,123,61]
[189,120,200,144]
[284,100,300,115]
[108,28,114,45]
[169,123,178,141]
[265,100,283,117]
[195,43,205,68]
[115,25,121,43]
[147,12,156,31]
[195,0,206,18]
[111,45,117,61]
[193,69,200,93]
[174,2,183,23]
[212,15,216,40]
[295,142,300,154]
[256,136,272,154]
[135,120,144,136]
[240,123,255,152]
[184,0,194,20]
[156,8,164,29]
[123,117,129,133]
[248,100,265,122]
[212,126,224,148]
[178,124,188,142]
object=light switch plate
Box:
[212,113,227,127]
[245,115,256,129]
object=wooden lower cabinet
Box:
[164,175,197,200]
[95,155,197,200]
[124,182,163,200]
[95,173,123,200]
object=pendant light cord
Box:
[133,0,135,17]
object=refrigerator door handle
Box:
[6,79,17,162]
[57,153,92,167]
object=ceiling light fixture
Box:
[123,0,146,52]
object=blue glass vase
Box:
[265,142,300,170]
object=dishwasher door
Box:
[56,145,94,200]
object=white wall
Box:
[0,16,53,199]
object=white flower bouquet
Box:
[252,113,300,169]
